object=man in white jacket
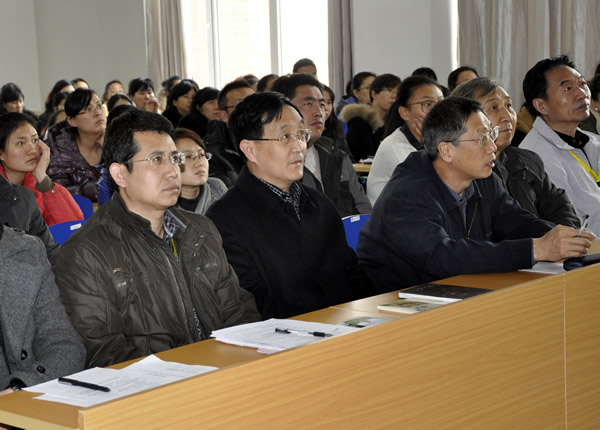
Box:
[521,55,600,235]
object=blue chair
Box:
[72,194,94,220]
[49,220,83,245]
[342,214,370,251]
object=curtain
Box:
[457,0,600,109]
[328,0,353,101]
[145,0,190,91]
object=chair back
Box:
[49,221,83,246]
[72,194,94,220]
[342,214,370,251]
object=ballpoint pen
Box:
[577,215,589,237]
[58,377,111,392]
[275,328,333,338]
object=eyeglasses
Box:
[183,151,212,162]
[126,152,186,167]
[455,126,500,148]
[77,103,104,115]
[251,129,311,146]
[407,100,439,113]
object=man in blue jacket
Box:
[358,97,594,292]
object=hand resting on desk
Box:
[533,225,595,262]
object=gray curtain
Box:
[145,0,189,90]
[328,0,353,100]
[458,0,600,108]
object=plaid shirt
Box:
[257,178,303,220]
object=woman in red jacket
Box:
[0,112,83,225]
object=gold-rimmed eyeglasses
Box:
[251,129,311,146]
[455,126,500,148]
[406,100,439,113]
[126,152,186,167]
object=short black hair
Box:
[422,96,484,160]
[192,87,219,110]
[412,67,438,82]
[128,77,155,96]
[228,91,302,156]
[107,94,133,112]
[523,55,577,117]
[51,91,70,110]
[45,79,73,112]
[166,80,199,108]
[0,112,37,152]
[271,74,323,101]
[161,75,182,91]
[0,83,24,113]
[447,66,479,91]
[370,73,401,101]
[293,58,316,73]
[217,80,253,111]
[106,104,137,126]
[257,74,279,92]
[64,89,96,118]
[351,72,376,92]
[103,110,174,190]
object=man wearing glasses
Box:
[207,92,373,319]
[357,97,594,293]
[55,110,260,368]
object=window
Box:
[182,0,328,88]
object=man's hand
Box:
[533,225,595,262]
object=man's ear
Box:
[437,141,454,162]
[532,98,546,116]
[109,163,128,188]
[239,139,257,163]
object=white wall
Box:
[0,0,42,111]
[351,0,455,84]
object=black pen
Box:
[58,377,111,392]
[275,328,332,338]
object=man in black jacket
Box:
[207,92,373,319]
[452,77,580,228]
[56,110,260,368]
[358,97,594,293]
[271,74,371,217]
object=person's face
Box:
[4,96,24,113]
[107,82,124,100]
[371,86,399,113]
[442,111,498,182]
[67,94,106,134]
[295,65,317,78]
[241,105,306,191]
[477,87,516,153]
[223,87,255,121]
[176,137,209,187]
[114,131,182,215]
[399,84,444,143]
[292,85,325,145]
[456,70,478,87]
[322,91,333,120]
[0,123,40,175]
[173,89,195,115]
[353,75,375,104]
[534,66,591,125]
[199,99,220,121]
[132,87,155,109]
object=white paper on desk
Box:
[24,355,217,407]
[211,318,359,353]
[521,261,565,274]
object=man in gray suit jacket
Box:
[0,224,85,394]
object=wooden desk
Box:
[1,265,599,429]
[352,162,371,173]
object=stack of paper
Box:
[24,355,217,407]
[211,318,359,354]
